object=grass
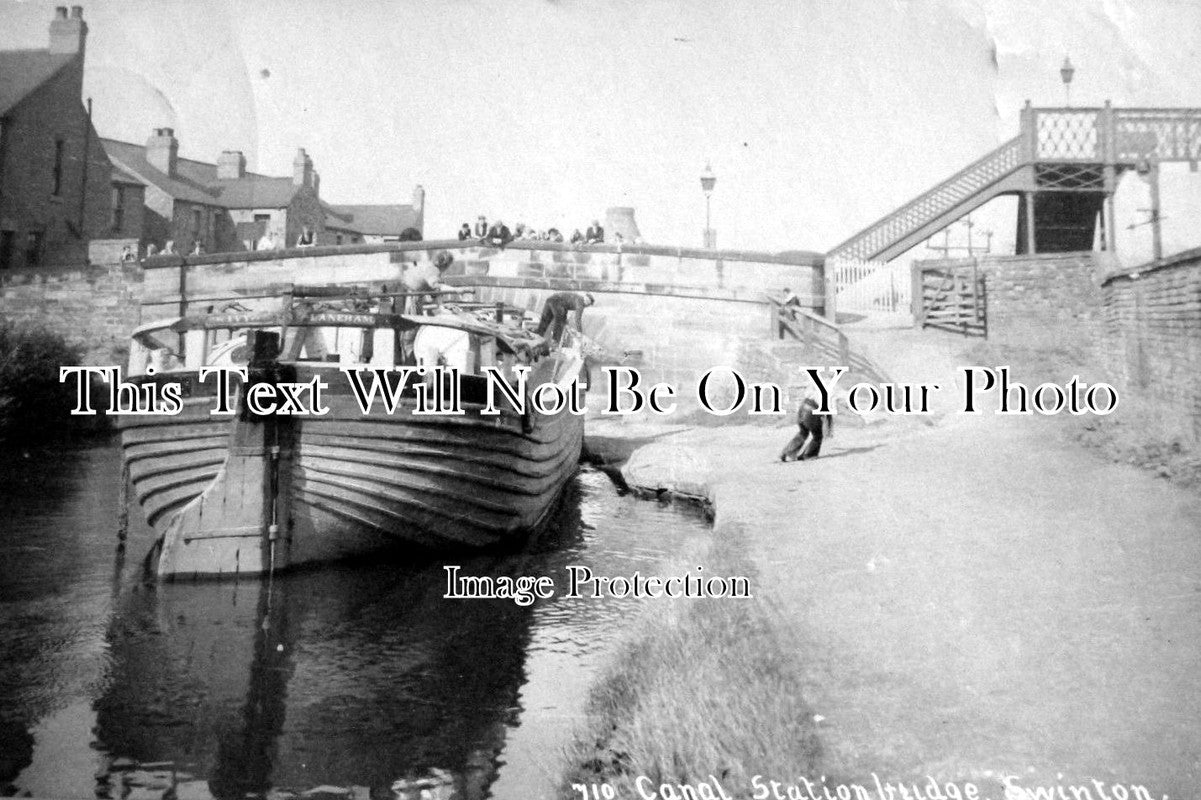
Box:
[560,523,819,798]
[0,321,85,445]
[965,340,1201,490]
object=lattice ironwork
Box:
[1035,111,1100,160]
[1035,163,1105,191]
[831,137,1022,261]
[828,106,1201,263]
[1115,110,1201,162]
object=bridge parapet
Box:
[140,238,828,316]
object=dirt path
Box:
[656,325,1201,797]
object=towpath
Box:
[633,326,1201,798]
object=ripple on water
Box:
[1,446,711,799]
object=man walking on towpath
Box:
[534,292,594,347]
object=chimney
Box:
[216,150,246,180]
[312,171,321,197]
[49,5,88,56]
[146,127,179,176]
[292,148,313,188]
[412,185,425,231]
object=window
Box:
[335,234,343,245]
[111,187,125,232]
[192,208,202,240]
[52,140,64,196]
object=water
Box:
[0,442,710,799]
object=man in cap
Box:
[534,291,595,347]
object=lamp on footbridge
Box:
[700,162,717,248]
[1060,56,1075,106]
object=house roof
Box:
[101,137,306,209]
[0,50,75,115]
[327,204,420,236]
[212,176,299,208]
[101,138,222,205]
[98,138,420,231]
[110,165,145,186]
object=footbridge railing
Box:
[830,136,1025,263]
[829,104,1201,263]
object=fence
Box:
[829,257,912,315]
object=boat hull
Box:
[118,364,584,577]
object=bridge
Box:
[830,103,1201,263]
[132,239,848,407]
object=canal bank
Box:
[565,337,1201,799]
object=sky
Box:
[2,0,1199,253]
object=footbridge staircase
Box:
[829,103,1201,263]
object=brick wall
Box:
[1099,249,1201,426]
[916,250,1201,431]
[914,253,1104,358]
[0,260,143,365]
[0,57,114,268]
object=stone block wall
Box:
[0,261,144,365]
[984,252,1103,354]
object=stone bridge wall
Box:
[1,239,827,391]
[136,239,826,314]
[0,261,144,365]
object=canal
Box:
[0,441,710,799]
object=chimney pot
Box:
[146,127,179,177]
[49,5,87,54]
[292,148,314,187]
[217,150,246,180]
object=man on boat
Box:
[402,251,456,314]
[535,292,595,347]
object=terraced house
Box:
[101,131,425,254]
[2,6,425,266]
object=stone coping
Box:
[139,238,826,270]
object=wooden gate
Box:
[914,261,986,336]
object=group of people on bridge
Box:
[459,216,608,249]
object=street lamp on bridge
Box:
[1060,56,1075,107]
[700,162,716,248]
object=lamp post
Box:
[700,162,716,248]
[1060,56,1075,107]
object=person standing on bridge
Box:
[534,292,595,347]
[779,393,833,462]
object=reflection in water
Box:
[95,564,534,799]
[0,444,711,799]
